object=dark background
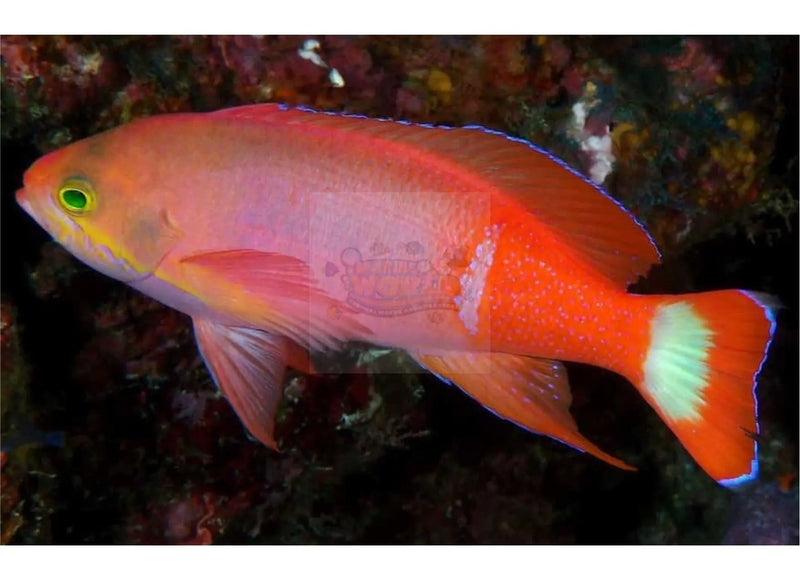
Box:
[1,36,797,544]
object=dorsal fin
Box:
[213,104,661,288]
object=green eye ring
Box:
[57,178,96,215]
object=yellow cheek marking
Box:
[643,301,714,422]
[80,208,182,276]
[80,223,150,274]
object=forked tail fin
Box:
[633,290,777,486]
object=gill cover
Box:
[68,191,184,282]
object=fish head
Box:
[16,123,182,284]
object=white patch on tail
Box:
[643,301,714,422]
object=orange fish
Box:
[16,104,776,486]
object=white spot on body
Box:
[458,226,499,335]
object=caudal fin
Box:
[635,290,777,487]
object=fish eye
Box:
[57,178,96,215]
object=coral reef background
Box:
[1,36,797,544]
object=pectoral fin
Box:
[411,350,634,470]
[193,317,291,449]
[180,250,371,350]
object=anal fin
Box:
[411,350,634,471]
[193,317,291,449]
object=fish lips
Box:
[16,187,54,236]
[15,188,33,217]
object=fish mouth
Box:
[16,188,33,216]
[16,186,72,243]
[16,187,55,236]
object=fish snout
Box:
[15,188,33,216]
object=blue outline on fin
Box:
[717,290,778,487]
[414,356,587,456]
